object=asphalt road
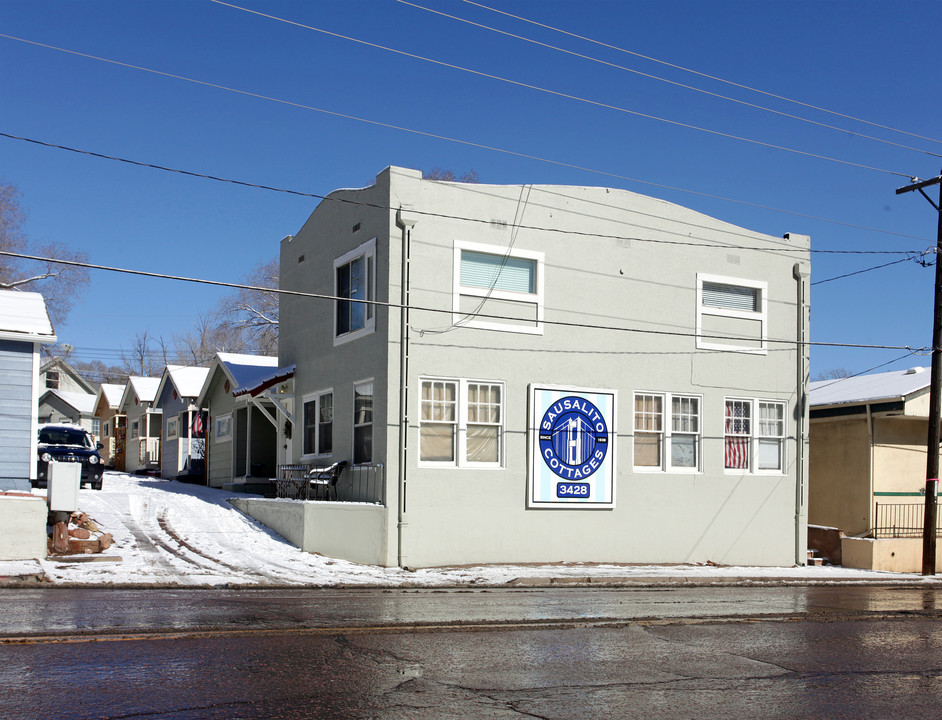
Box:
[2,585,941,719]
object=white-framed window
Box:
[166,417,178,440]
[697,274,767,354]
[302,390,333,457]
[334,238,376,345]
[91,418,101,437]
[215,413,232,443]
[419,378,503,467]
[131,420,139,439]
[353,381,373,464]
[633,392,701,472]
[45,371,59,389]
[453,240,544,335]
[724,398,786,473]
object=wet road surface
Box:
[2,585,942,718]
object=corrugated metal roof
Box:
[217,353,279,393]
[810,366,931,407]
[0,289,56,342]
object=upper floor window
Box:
[697,274,767,354]
[633,392,701,472]
[302,390,333,457]
[45,371,59,389]
[420,378,503,467]
[334,239,376,345]
[453,241,543,335]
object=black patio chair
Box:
[307,460,348,501]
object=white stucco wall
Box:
[279,167,810,569]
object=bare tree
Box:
[423,168,480,183]
[121,330,166,377]
[173,309,251,367]
[216,258,279,356]
[0,182,91,328]
[813,368,854,381]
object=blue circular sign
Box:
[538,396,609,480]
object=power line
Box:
[395,0,941,159]
[207,2,913,178]
[0,249,924,354]
[0,133,926,256]
[459,0,942,148]
[811,254,929,286]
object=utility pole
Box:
[896,170,942,576]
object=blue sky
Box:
[2,0,940,377]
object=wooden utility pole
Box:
[896,170,942,576]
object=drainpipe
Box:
[867,403,875,534]
[396,207,417,568]
[793,259,810,565]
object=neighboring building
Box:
[39,357,96,395]
[255,166,812,569]
[37,388,99,437]
[94,383,126,470]
[155,365,210,480]
[809,366,941,572]
[196,353,280,489]
[0,290,57,491]
[119,376,161,474]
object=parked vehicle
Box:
[35,424,104,490]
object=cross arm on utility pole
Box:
[896,170,942,575]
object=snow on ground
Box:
[1,472,938,587]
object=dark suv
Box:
[36,424,105,490]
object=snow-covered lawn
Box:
[1,472,937,587]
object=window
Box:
[334,239,376,344]
[131,420,139,439]
[724,399,786,473]
[353,382,372,464]
[453,241,544,334]
[45,371,59,389]
[697,274,767,353]
[302,391,333,457]
[420,378,503,467]
[757,401,785,471]
[91,418,101,437]
[215,413,232,443]
[633,393,700,471]
[103,420,111,437]
[167,417,178,440]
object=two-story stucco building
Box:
[239,166,811,569]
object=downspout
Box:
[396,207,417,568]
[793,260,810,565]
[867,403,875,535]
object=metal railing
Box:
[275,462,385,505]
[874,501,942,539]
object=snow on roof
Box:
[234,364,296,397]
[0,289,56,343]
[42,389,97,414]
[167,365,210,398]
[98,383,125,408]
[217,353,279,393]
[127,376,160,403]
[810,366,931,407]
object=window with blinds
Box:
[453,241,544,335]
[697,274,767,353]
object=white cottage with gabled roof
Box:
[94,382,126,470]
[119,376,161,474]
[0,290,56,491]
